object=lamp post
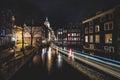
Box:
[11,16,16,56]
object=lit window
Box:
[90,44,94,49]
[77,33,80,36]
[95,35,100,43]
[104,22,113,30]
[68,34,70,36]
[85,36,88,42]
[72,33,76,36]
[105,34,112,44]
[95,25,100,32]
[89,26,93,33]
[89,35,93,43]
[85,28,88,34]
[68,37,72,41]
[58,32,62,34]
[109,46,114,53]
[74,38,77,41]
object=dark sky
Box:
[0,0,120,30]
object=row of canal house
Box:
[57,23,83,51]
[0,10,15,50]
[57,5,120,60]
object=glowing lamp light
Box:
[11,37,16,41]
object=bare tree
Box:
[24,25,41,46]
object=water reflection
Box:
[57,53,62,68]
[33,54,41,66]
[41,48,47,65]
[32,47,63,72]
[47,47,52,72]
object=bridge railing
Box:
[52,45,120,79]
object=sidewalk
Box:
[0,48,14,65]
[0,47,35,65]
[0,48,36,80]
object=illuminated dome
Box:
[44,17,50,27]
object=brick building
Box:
[82,5,120,59]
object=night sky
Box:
[0,0,120,30]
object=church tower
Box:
[44,17,50,28]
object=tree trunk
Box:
[31,34,33,47]
[22,25,25,55]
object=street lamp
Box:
[11,16,17,56]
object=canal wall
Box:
[0,48,38,80]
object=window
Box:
[100,16,105,22]
[90,44,94,49]
[104,46,114,53]
[105,34,112,44]
[104,46,109,52]
[63,30,67,33]
[58,32,62,35]
[76,33,80,36]
[109,46,114,53]
[89,21,93,25]
[85,36,88,42]
[85,28,88,34]
[72,33,76,36]
[73,38,77,41]
[89,35,93,43]
[95,25,100,32]
[104,22,113,30]
[89,26,93,33]
[68,34,70,36]
[0,30,5,37]
[95,35,100,43]
[108,13,113,20]
[109,22,113,30]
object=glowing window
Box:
[105,34,112,44]
[85,36,88,42]
[89,35,93,43]
[95,35,100,43]
[95,25,100,32]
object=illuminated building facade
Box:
[82,5,120,59]
[0,9,15,50]
[15,26,42,49]
[57,23,83,51]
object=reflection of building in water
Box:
[41,48,46,65]
[33,54,41,66]
[47,47,52,72]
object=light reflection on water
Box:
[33,54,41,66]
[47,47,52,72]
[57,53,63,68]
[32,47,63,72]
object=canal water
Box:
[10,47,91,80]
